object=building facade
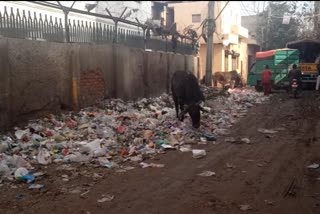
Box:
[154,1,260,84]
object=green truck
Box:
[247,48,300,92]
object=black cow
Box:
[171,71,206,128]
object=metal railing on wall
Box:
[0,5,195,55]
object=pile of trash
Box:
[0,87,269,182]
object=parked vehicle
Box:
[286,39,320,89]
[247,48,300,92]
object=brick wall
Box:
[80,69,105,106]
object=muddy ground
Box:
[1,90,320,214]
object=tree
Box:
[256,1,299,50]
[294,1,317,39]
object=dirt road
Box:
[1,91,320,214]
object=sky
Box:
[232,1,266,16]
[231,1,314,17]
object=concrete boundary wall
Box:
[0,37,198,130]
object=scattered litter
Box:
[239,204,253,211]
[123,166,135,171]
[16,194,24,200]
[198,171,216,177]
[200,134,216,142]
[225,137,250,144]
[179,145,192,152]
[14,168,28,180]
[307,163,319,169]
[29,184,44,189]
[0,87,269,184]
[258,128,278,134]
[264,200,274,205]
[80,190,90,198]
[241,138,251,144]
[62,174,69,182]
[105,162,119,169]
[97,194,114,203]
[192,150,206,159]
[226,163,235,169]
[161,144,175,150]
[224,137,237,143]
[33,172,46,177]
[140,162,165,168]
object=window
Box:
[192,14,201,23]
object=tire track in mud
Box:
[182,91,320,213]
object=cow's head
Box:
[179,101,208,128]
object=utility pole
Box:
[266,2,271,50]
[314,1,320,38]
[205,1,215,86]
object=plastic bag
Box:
[192,149,206,159]
[37,149,52,165]
[64,152,90,163]
[14,167,28,179]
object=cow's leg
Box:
[174,98,179,119]
[179,101,185,121]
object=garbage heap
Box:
[0,87,269,181]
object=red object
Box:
[66,118,77,129]
[87,112,97,117]
[42,129,53,136]
[128,114,137,119]
[118,126,126,133]
[293,82,297,85]
[263,82,271,96]
[13,149,19,155]
[262,69,272,84]
[121,149,129,156]
[256,48,292,59]
[62,148,69,156]
[48,114,54,119]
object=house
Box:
[153,1,260,84]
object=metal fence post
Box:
[64,11,70,42]
[113,21,118,44]
[0,2,195,55]
[143,27,146,49]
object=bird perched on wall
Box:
[85,3,98,12]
